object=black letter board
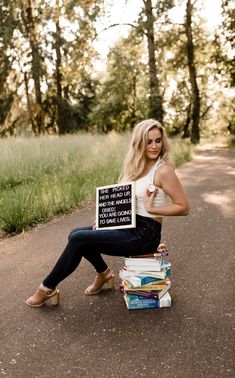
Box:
[96,182,136,230]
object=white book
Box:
[159,291,172,307]
[123,264,163,272]
[124,257,163,266]
[119,269,166,280]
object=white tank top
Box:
[135,158,170,220]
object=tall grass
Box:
[171,138,193,167]
[0,133,192,236]
[227,137,235,149]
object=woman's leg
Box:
[43,218,161,290]
[42,228,130,289]
[42,226,106,289]
[68,226,108,273]
[26,217,161,306]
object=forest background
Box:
[1,0,234,141]
[0,0,234,236]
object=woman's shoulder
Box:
[157,161,175,175]
[153,161,175,187]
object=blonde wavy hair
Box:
[119,119,171,182]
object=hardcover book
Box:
[124,283,171,300]
[123,280,170,292]
[124,291,172,310]
[124,258,171,272]
[124,257,163,266]
[119,268,171,280]
[119,244,172,310]
[123,276,166,288]
[122,264,162,272]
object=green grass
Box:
[0,133,193,237]
[170,138,193,167]
[227,137,235,149]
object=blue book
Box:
[124,291,172,310]
[162,259,171,269]
[166,268,171,276]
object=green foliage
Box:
[227,137,235,149]
[0,0,103,135]
[90,31,148,132]
[0,0,233,138]
[162,2,234,139]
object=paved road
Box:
[0,148,234,378]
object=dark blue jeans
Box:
[43,215,162,289]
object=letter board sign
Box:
[96,182,136,230]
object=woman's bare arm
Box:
[143,164,190,216]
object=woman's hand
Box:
[143,186,158,213]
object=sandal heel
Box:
[51,290,60,306]
[26,286,59,308]
[85,268,114,295]
[106,276,115,289]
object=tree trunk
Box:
[130,69,137,128]
[185,0,200,144]
[182,101,191,138]
[24,72,36,133]
[0,1,16,134]
[55,0,64,134]
[144,0,164,123]
[22,0,44,134]
[0,94,14,136]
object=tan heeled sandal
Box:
[85,268,115,295]
[26,285,60,308]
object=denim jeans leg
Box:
[43,216,161,289]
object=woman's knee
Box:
[68,229,75,241]
[68,230,79,243]
[68,229,91,246]
[68,226,92,241]
[68,227,84,241]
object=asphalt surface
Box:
[0,147,234,378]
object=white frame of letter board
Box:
[96,182,136,230]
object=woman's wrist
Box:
[146,205,156,214]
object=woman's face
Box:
[145,127,162,161]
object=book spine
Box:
[124,290,161,300]
[130,252,169,258]
[124,257,163,264]
[129,276,165,287]
[124,265,163,272]
[120,272,166,280]
[124,295,160,309]
[124,292,172,310]
[126,302,159,310]
[125,284,167,291]
[125,284,171,298]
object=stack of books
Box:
[119,243,172,310]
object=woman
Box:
[26,119,189,307]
